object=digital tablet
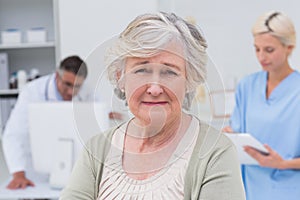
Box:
[224,133,269,165]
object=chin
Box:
[63,96,72,101]
[261,65,270,70]
[135,110,166,125]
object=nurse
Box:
[2,55,89,189]
[223,11,300,199]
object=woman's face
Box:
[121,44,187,125]
[254,33,292,72]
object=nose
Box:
[65,87,75,97]
[146,83,163,96]
[257,51,266,62]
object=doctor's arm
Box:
[2,86,35,189]
[244,144,300,169]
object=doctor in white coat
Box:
[2,55,91,189]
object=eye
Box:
[161,69,179,77]
[135,68,146,73]
[64,82,73,87]
[133,67,151,74]
[265,47,274,53]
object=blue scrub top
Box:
[230,70,300,200]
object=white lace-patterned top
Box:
[97,117,199,200]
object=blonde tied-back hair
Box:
[252,11,296,47]
[105,12,208,110]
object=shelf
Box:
[0,42,55,50]
[0,89,19,98]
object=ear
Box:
[116,70,125,90]
[55,71,60,81]
[287,45,294,56]
[116,70,122,81]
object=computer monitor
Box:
[28,102,110,188]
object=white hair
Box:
[105,12,208,110]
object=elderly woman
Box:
[61,12,245,199]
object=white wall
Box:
[171,0,300,86]
[55,0,157,59]
[55,0,157,104]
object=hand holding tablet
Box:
[224,133,269,165]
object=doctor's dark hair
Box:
[105,12,208,110]
[58,55,88,78]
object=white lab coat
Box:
[2,74,96,179]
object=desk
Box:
[0,179,61,200]
[0,138,61,200]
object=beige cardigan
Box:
[60,120,245,200]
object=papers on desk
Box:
[0,179,61,200]
[224,133,269,165]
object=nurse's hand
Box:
[244,144,285,169]
[222,126,234,133]
[6,171,35,189]
[109,111,123,120]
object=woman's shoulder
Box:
[291,70,300,81]
[84,122,127,154]
[192,121,234,164]
[239,71,265,86]
[234,71,266,95]
[86,124,122,145]
[194,120,235,158]
[200,123,233,150]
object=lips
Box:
[260,62,270,67]
[141,101,168,106]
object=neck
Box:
[267,65,293,83]
[126,113,190,152]
[265,64,294,99]
[123,113,192,180]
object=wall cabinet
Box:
[0,0,57,80]
[0,0,58,136]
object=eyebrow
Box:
[133,60,149,66]
[254,44,274,49]
[130,59,183,72]
[162,62,182,71]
